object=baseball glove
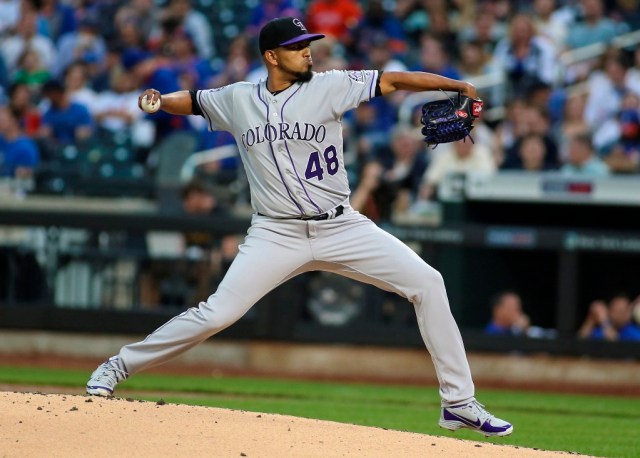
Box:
[420,94,483,147]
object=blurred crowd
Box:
[1,0,640,219]
[485,289,640,341]
[578,293,640,341]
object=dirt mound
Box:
[0,391,585,457]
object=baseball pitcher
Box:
[87,17,512,437]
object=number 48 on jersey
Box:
[305,145,339,181]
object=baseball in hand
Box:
[141,94,161,113]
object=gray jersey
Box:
[196,69,379,218]
[104,67,479,413]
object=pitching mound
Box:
[1,391,583,457]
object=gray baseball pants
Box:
[117,206,475,406]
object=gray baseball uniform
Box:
[116,70,475,406]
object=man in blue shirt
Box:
[561,133,609,177]
[579,294,640,341]
[484,290,530,336]
[565,0,628,49]
[39,79,93,144]
[0,106,40,177]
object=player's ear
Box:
[264,50,278,66]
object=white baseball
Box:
[141,94,161,113]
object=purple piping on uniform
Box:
[280,83,323,214]
[257,84,305,214]
[368,70,376,100]
[120,359,129,375]
[139,307,192,344]
[199,89,249,176]
[197,90,215,131]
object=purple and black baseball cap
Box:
[259,17,325,54]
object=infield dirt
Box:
[0,391,591,458]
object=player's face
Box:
[275,40,313,82]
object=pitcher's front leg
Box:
[118,219,313,375]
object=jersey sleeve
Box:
[325,70,379,116]
[194,84,237,132]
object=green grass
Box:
[1,365,639,457]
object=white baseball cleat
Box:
[439,400,513,437]
[86,357,128,396]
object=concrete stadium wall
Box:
[1,330,638,393]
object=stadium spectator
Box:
[195,129,239,186]
[11,48,51,89]
[306,0,363,44]
[603,144,640,174]
[213,34,259,87]
[432,7,461,54]
[396,0,460,49]
[113,9,148,51]
[593,91,640,173]
[457,8,504,53]
[66,0,117,41]
[457,40,498,105]
[0,55,9,95]
[350,0,407,60]
[532,0,569,50]
[503,133,556,172]
[410,35,460,80]
[418,137,496,202]
[7,83,41,137]
[0,0,21,38]
[351,125,427,222]
[139,179,238,308]
[64,61,98,114]
[55,16,107,77]
[304,36,347,73]
[554,92,590,162]
[627,46,640,96]
[114,0,158,46]
[485,0,513,23]
[90,44,126,93]
[155,0,214,60]
[165,29,215,90]
[492,14,557,100]
[38,79,93,145]
[247,0,304,38]
[1,9,57,76]
[458,40,495,81]
[92,71,143,134]
[633,295,640,326]
[35,0,77,42]
[501,105,559,169]
[394,0,428,44]
[565,0,628,49]
[365,33,408,73]
[0,105,40,178]
[485,291,530,336]
[613,0,640,30]
[148,15,183,57]
[578,294,640,341]
[560,133,609,176]
[584,53,640,153]
[349,96,397,161]
[449,0,477,33]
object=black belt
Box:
[259,205,344,221]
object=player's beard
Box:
[296,67,313,82]
[281,62,313,83]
